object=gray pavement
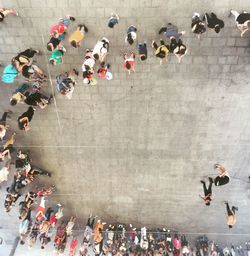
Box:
[0,0,250,255]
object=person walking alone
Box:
[225,202,238,228]
[199,178,213,206]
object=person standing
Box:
[152,39,169,65]
[203,12,224,33]
[199,178,213,206]
[225,202,238,228]
[17,106,35,131]
[125,25,137,45]
[159,23,185,41]
[137,42,147,61]
[92,37,109,63]
[69,24,88,48]
[191,12,206,39]
[108,13,119,28]
[229,10,250,37]
[210,163,230,186]
[123,52,136,74]
[49,15,75,40]
[0,110,12,140]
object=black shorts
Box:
[0,12,4,21]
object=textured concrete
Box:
[1,0,250,254]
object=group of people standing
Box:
[0,5,250,254]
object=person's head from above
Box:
[71,40,78,48]
[140,54,146,61]
[21,65,33,79]
[93,53,99,60]
[108,22,115,28]
[179,47,186,55]
[19,119,29,131]
[228,225,233,229]
[214,25,221,33]
[127,33,134,45]
[20,240,25,245]
[47,43,54,52]
[125,61,131,70]
[53,31,59,38]
[10,98,18,106]
[205,200,210,206]
[49,59,56,65]
[41,246,45,249]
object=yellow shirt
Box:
[11,92,25,103]
[69,30,84,43]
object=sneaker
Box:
[69,16,75,21]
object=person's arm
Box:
[199,194,205,201]
[241,27,249,37]
[1,149,11,159]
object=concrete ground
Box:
[0,0,250,254]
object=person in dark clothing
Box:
[17,107,35,131]
[159,23,185,41]
[210,163,230,186]
[12,48,39,72]
[199,178,213,206]
[137,42,147,61]
[47,37,61,52]
[0,110,12,140]
[203,12,224,33]
[191,12,206,39]
[170,38,187,63]
[24,92,52,109]
[229,10,250,37]
[225,202,238,228]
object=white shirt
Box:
[0,126,6,140]
[82,58,95,71]
[92,41,107,56]
[0,166,9,183]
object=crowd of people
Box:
[0,5,250,255]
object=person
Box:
[229,10,250,37]
[2,62,19,83]
[108,13,119,28]
[21,64,47,83]
[158,23,185,41]
[10,83,30,106]
[92,37,109,62]
[125,25,137,45]
[97,62,112,80]
[66,216,76,236]
[0,7,18,21]
[35,196,46,222]
[12,48,39,72]
[83,214,96,242]
[47,36,61,52]
[49,48,65,65]
[171,38,187,63]
[203,13,224,33]
[49,15,75,40]
[56,69,78,99]
[94,219,105,244]
[123,52,136,74]
[69,24,88,48]
[191,12,206,39]
[0,132,16,161]
[0,160,11,183]
[225,202,238,228]
[210,164,230,186]
[152,39,169,64]
[199,178,213,206]
[24,92,53,109]
[137,42,147,61]
[19,209,32,245]
[17,106,35,131]
[0,110,12,140]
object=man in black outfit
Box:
[47,37,61,52]
[203,12,224,33]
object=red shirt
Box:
[123,59,135,70]
[50,24,67,36]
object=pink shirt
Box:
[50,24,67,36]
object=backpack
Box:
[2,64,18,83]
[56,75,74,95]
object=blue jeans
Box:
[58,18,70,40]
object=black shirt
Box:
[236,13,250,24]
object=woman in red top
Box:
[123,52,135,74]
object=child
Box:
[123,52,136,74]
[108,13,119,28]
[137,42,147,61]
[125,25,137,45]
